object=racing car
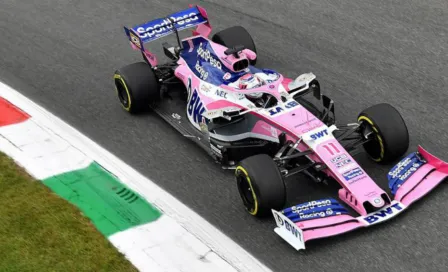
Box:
[114,5,448,250]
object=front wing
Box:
[272,145,447,250]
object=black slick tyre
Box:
[212,26,257,65]
[358,103,409,163]
[114,62,159,114]
[235,154,286,217]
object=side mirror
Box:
[322,95,336,125]
[310,80,321,100]
[322,95,333,111]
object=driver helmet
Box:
[238,73,262,90]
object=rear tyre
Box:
[212,26,257,65]
[358,103,409,163]
[235,154,286,217]
[114,62,159,114]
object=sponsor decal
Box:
[388,152,426,195]
[290,199,332,214]
[335,160,352,168]
[296,210,327,220]
[137,13,199,39]
[310,129,328,140]
[197,43,222,69]
[331,154,347,163]
[187,78,206,123]
[215,89,228,99]
[388,158,424,181]
[362,202,404,225]
[195,61,209,80]
[268,100,299,116]
[281,198,349,223]
[223,72,231,80]
[268,85,275,89]
[331,154,352,168]
[342,167,364,181]
[346,176,366,185]
[129,32,142,49]
[273,212,303,240]
[200,84,212,93]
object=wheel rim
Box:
[360,120,383,161]
[237,175,256,213]
[115,78,129,108]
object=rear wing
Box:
[123,5,211,50]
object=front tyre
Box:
[235,154,286,217]
[358,103,409,163]
[114,62,159,114]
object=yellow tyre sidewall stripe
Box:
[358,115,385,162]
[114,74,132,112]
[235,166,259,216]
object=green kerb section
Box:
[42,162,161,237]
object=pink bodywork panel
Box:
[298,145,448,243]
[252,120,282,139]
[298,215,363,242]
[281,77,293,91]
[255,103,388,215]
[190,5,212,37]
[206,100,244,110]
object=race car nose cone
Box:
[372,197,384,208]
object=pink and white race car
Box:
[114,6,448,250]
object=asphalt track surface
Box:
[1,0,447,271]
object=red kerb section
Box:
[0,97,30,127]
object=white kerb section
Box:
[109,216,238,272]
[0,81,272,272]
[0,119,92,180]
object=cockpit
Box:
[228,70,282,108]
